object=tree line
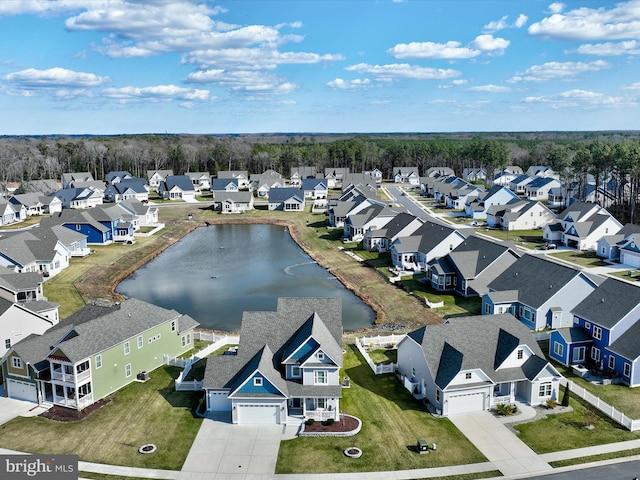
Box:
[1,132,640,222]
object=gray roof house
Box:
[158,175,197,201]
[61,172,94,189]
[0,230,70,278]
[362,212,424,252]
[483,254,603,330]
[268,188,305,211]
[147,169,173,188]
[396,314,562,416]
[202,297,343,425]
[596,223,640,261]
[343,204,404,242]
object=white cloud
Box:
[522,89,626,108]
[388,34,509,59]
[574,40,640,55]
[4,67,110,88]
[345,63,461,81]
[326,78,371,90]
[483,14,528,33]
[624,82,640,90]
[184,69,297,95]
[182,48,343,70]
[509,60,610,82]
[0,0,100,17]
[548,3,565,14]
[468,84,513,92]
[102,84,210,102]
[514,14,529,28]
[529,1,640,41]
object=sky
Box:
[0,0,639,135]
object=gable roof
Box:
[268,187,303,203]
[571,278,640,329]
[447,235,517,279]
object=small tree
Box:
[561,385,570,407]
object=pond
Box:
[116,223,374,332]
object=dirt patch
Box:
[40,399,111,422]
[303,415,359,433]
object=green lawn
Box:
[478,228,544,247]
[516,386,640,454]
[547,250,609,268]
[368,348,397,364]
[276,345,487,474]
[0,366,202,470]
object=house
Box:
[218,170,250,189]
[43,204,131,245]
[444,183,484,210]
[268,188,305,211]
[0,298,56,358]
[425,167,455,178]
[250,171,285,196]
[465,185,519,220]
[53,187,104,209]
[341,173,377,192]
[0,230,70,278]
[290,166,316,187]
[203,297,342,425]
[393,167,420,185]
[9,193,47,217]
[524,177,562,201]
[343,204,404,242]
[61,172,94,189]
[1,298,199,407]
[301,178,328,200]
[597,223,640,262]
[34,224,91,258]
[18,179,60,196]
[462,168,487,183]
[483,254,602,330]
[390,221,466,273]
[185,172,211,191]
[396,314,562,416]
[362,212,424,252]
[527,166,559,179]
[545,201,623,251]
[105,171,134,185]
[210,178,239,192]
[548,278,640,387]
[103,179,149,204]
[486,199,557,231]
[212,191,254,214]
[364,168,383,184]
[147,169,174,189]
[158,175,197,202]
[0,199,23,226]
[508,175,535,194]
[0,270,59,322]
[116,199,160,229]
[426,235,520,296]
[324,168,350,189]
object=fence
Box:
[167,332,240,391]
[566,380,640,431]
[355,335,399,375]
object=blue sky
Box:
[1,0,639,135]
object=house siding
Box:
[397,337,436,407]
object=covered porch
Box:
[287,396,340,421]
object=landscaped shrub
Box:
[561,386,570,407]
[305,418,315,426]
[322,418,335,426]
[546,398,558,409]
[496,403,518,416]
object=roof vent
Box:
[601,298,605,303]
[549,285,553,289]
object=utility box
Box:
[417,439,429,454]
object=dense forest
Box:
[2,131,640,221]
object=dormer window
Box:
[465,372,472,380]
[317,352,325,360]
[254,377,263,387]
[517,349,523,360]
[291,366,301,378]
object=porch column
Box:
[510,381,516,403]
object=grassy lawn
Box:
[276,345,487,474]
[549,447,640,468]
[548,250,609,268]
[478,228,544,248]
[608,269,640,282]
[0,366,202,470]
[367,348,397,364]
[516,386,640,454]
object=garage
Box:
[207,391,232,412]
[7,379,37,403]
[446,391,485,415]
[236,404,281,425]
[621,251,640,269]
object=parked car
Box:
[538,242,557,250]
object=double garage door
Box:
[236,404,281,425]
[447,391,485,415]
[7,379,37,403]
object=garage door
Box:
[447,391,485,415]
[237,404,280,424]
[621,251,640,268]
[7,379,37,403]
[208,391,232,412]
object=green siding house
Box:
[1,298,198,409]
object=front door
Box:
[573,346,586,363]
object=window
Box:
[411,367,416,378]
[253,377,263,387]
[125,364,131,378]
[95,354,102,369]
[137,336,143,349]
[291,366,301,377]
[553,342,564,357]
[78,383,92,397]
[573,347,586,363]
[5,339,10,350]
[436,389,441,403]
[484,303,491,314]
[608,356,615,369]
[124,341,130,355]
[593,326,602,340]
[591,347,601,362]
[465,372,472,380]
[11,357,22,369]
[625,363,631,377]
[517,349,524,360]
[317,352,325,360]
[315,370,327,384]
[539,382,552,397]
[171,321,176,332]
[317,398,326,409]
[585,322,591,330]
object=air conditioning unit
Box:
[137,371,149,381]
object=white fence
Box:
[167,332,240,391]
[355,335,399,375]
[566,380,640,431]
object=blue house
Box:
[44,205,133,244]
[549,278,640,387]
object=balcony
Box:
[51,368,90,384]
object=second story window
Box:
[517,349,523,360]
[314,370,327,384]
[593,325,602,340]
[124,341,130,355]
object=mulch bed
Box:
[40,399,111,422]
[303,415,359,433]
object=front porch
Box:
[287,397,339,421]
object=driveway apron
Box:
[449,411,552,477]
[179,413,282,479]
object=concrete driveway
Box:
[449,411,553,477]
[178,413,285,480]
[0,390,50,425]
